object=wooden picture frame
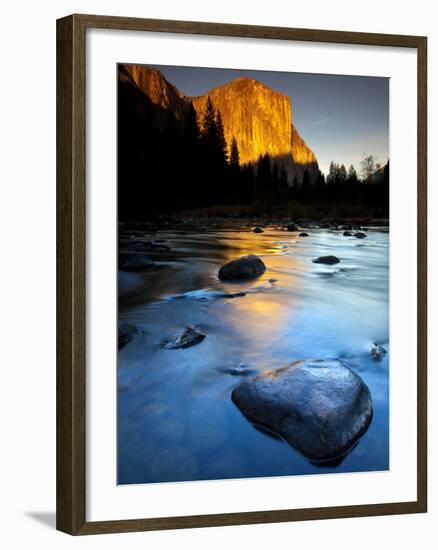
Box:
[56,13,427,535]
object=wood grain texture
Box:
[416,37,428,513]
[56,13,428,535]
[56,14,86,534]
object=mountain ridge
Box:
[119,64,320,184]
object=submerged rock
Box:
[229,363,256,376]
[118,323,140,350]
[354,232,367,239]
[232,359,373,461]
[286,223,299,232]
[119,253,156,271]
[299,232,309,237]
[343,231,352,236]
[312,255,340,265]
[218,255,266,281]
[161,326,206,350]
[371,343,387,360]
[253,226,264,233]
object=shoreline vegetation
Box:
[119,211,389,232]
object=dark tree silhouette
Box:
[201,96,216,142]
[256,153,273,213]
[240,162,255,204]
[229,136,240,169]
[301,169,311,201]
[215,109,228,168]
[198,98,230,204]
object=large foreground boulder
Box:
[232,359,373,461]
[218,255,266,281]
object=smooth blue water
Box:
[118,225,389,484]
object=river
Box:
[118,223,389,484]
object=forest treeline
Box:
[118,83,389,219]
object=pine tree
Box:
[183,101,201,208]
[347,164,358,184]
[199,97,229,204]
[339,164,347,184]
[229,136,240,169]
[201,96,216,142]
[215,109,228,167]
[226,136,241,204]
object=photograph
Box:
[117,62,390,485]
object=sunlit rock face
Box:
[191,77,319,183]
[120,64,189,128]
[191,78,292,166]
[119,65,319,183]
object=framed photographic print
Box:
[56,14,427,535]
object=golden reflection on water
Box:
[216,228,305,345]
[218,227,294,262]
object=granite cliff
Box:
[191,77,319,183]
[119,64,319,184]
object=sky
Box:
[152,64,389,177]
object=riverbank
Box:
[119,214,389,235]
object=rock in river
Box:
[286,223,299,232]
[119,253,156,271]
[312,255,340,265]
[354,231,367,239]
[371,343,387,360]
[253,226,264,233]
[218,254,266,281]
[229,363,256,377]
[299,232,309,237]
[343,231,352,236]
[118,323,140,350]
[161,326,206,350]
[232,359,373,461]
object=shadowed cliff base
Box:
[118,63,388,220]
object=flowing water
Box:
[118,224,389,484]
